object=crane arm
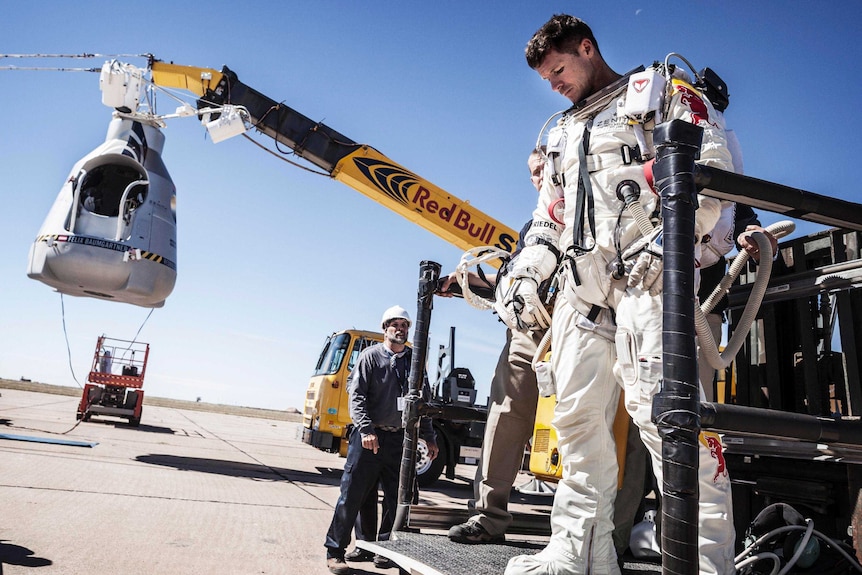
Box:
[150,61,224,98]
[150,62,518,254]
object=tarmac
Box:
[0,386,553,575]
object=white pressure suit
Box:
[504,68,736,575]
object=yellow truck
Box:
[301,328,485,487]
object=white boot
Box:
[505,529,620,575]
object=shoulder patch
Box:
[672,80,714,128]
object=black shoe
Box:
[447,520,505,544]
[344,547,374,562]
[326,556,351,574]
[373,555,394,569]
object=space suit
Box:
[502,67,736,575]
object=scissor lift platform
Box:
[76,335,150,426]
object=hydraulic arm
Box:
[151,61,518,254]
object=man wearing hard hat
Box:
[324,305,439,574]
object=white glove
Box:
[534,360,555,397]
[623,227,663,296]
[493,270,552,332]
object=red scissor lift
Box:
[76,336,150,426]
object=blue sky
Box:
[1,1,860,410]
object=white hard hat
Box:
[381,305,411,329]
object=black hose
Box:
[652,119,703,575]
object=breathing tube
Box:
[618,169,795,371]
[695,219,795,370]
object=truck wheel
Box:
[416,437,446,487]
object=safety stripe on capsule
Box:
[37,234,177,271]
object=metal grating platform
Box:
[359,532,542,575]
[358,532,661,575]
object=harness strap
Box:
[524,235,562,263]
[585,304,602,322]
[476,265,495,289]
[584,144,642,172]
[571,121,596,255]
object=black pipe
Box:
[422,401,488,422]
[701,402,862,445]
[652,119,703,575]
[394,260,441,532]
[694,164,862,231]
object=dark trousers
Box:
[355,482,393,541]
[324,428,401,558]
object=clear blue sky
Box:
[1,1,860,410]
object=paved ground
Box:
[0,387,552,575]
[0,378,300,422]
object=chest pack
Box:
[542,57,730,270]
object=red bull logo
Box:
[412,186,499,245]
[349,155,517,252]
[702,432,727,482]
[674,83,716,128]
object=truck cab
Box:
[302,329,380,457]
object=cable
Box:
[777,519,815,575]
[113,308,155,364]
[240,132,330,176]
[736,552,780,575]
[663,52,703,85]
[16,294,87,437]
[0,66,100,72]
[736,523,862,573]
[534,110,565,153]
[60,294,83,389]
[4,56,334,178]
[148,81,198,108]
[0,52,151,59]
[130,308,153,344]
[0,53,153,73]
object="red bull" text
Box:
[411,185,514,251]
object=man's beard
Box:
[387,332,407,345]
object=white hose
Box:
[700,220,794,314]
[735,523,862,573]
[531,327,553,372]
[735,552,780,575]
[777,519,814,575]
[696,220,795,370]
[530,326,556,397]
[454,246,510,311]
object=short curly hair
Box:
[525,14,600,69]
